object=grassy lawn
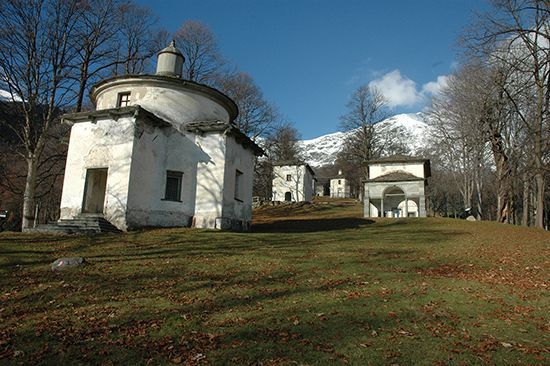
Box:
[1,201,549,365]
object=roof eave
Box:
[61,105,170,128]
[184,121,264,156]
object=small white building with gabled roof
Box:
[364,155,430,218]
[272,163,316,202]
[330,170,351,198]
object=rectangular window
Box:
[117,92,131,107]
[235,170,243,201]
[164,171,183,201]
[286,174,292,181]
[338,179,341,184]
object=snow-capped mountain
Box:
[0,89,22,102]
[0,90,12,101]
[299,112,431,167]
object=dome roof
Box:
[158,40,183,57]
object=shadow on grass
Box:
[254,203,347,216]
[251,218,375,233]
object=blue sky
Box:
[138,0,488,139]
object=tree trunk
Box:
[475,153,483,220]
[76,72,88,113]
[522,172,530,226]
[21,155,38,230]
[510,163,519,225]
[475,179,482,220]
[489,132,512,223]
[534,172,545,229]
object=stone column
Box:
[405,196,408,218]
[381,196,384,218]
[363,183,370,217]
[419,194,427,217]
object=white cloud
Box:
[368,70,421,108]
[421,75,449,96]
[366,70,450,108]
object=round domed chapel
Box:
[59,42,262,231]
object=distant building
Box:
[272,163,315,202]
[364,155,430,218]
[330,170,351,198]
[57,42,262,231]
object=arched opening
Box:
[284,192,292,202]
[382,186,405,217]
[398,199,418,217]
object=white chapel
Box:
[364,155,430,218]
[58,42,263,231]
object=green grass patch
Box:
[1,202,549,365]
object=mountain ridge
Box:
[299,112,431,167]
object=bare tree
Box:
[249,123,302,201]
[0,101,69,227]
[215,71,278,140]
[482,63,526,223]
[429,65,492,219]
[174,20,225,83]
[72,0,163,112]
[0,0,83,229]
[339,85,388,172]
[252,158,273,200]
[268,122,303,163]
[466,0,550,228]
[113,2,162,75]
[0,0,160,230]
[72,0,121,112]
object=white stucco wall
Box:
[193,133,226,228]
[59,116,136,230]
[369,162,425,179]
[220,136,255,229]
[125,120,207,229]
[94,79,231,127]
[369,203,379,217]
[330,178,351,198]
[61,117,256,230]
[272,165,314,202]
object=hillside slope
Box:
[2,202,548,365]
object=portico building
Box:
[364,155,430,218]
